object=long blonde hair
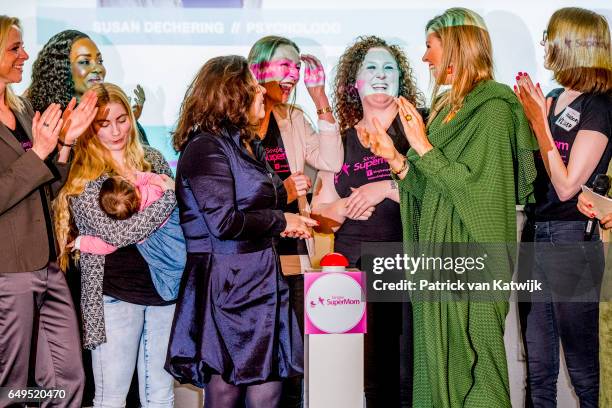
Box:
[425,8,494,123]
[545,7,612,94]
[0,15,24,112]
[54,83,151,270]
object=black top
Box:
[262,114,291,179]
[9,119,56,261]
[333,115,408,264]
[103,244,173,306]
[527,89,612,221]
[10,118,33,151]
[261,114,307,256]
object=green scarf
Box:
[398,80,538,407]
[401,80,537,244]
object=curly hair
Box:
[28,30,89,112]
[333,35,423,133]
[173,55,259,152]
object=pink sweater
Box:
[78,172,165,255]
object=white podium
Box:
[304,253,366,408]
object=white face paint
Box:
[355,47,400,99]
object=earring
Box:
[446,66,453,75]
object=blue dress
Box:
[165,126,303,387]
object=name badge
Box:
[555,106,581,131]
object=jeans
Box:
[519,220,601,408]
[91,296,175,408]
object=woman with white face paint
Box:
[311,35,423,408]
[248,36,343,408]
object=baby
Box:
[75,172,185,301]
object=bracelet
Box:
[316,106,332,115]
[58,139,75,147]
[390,155,408,175]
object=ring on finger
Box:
[43,122,50,127]
[404,114,412,122]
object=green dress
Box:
[600,159,612,408]
[398,80,538,407]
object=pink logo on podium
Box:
[304,271,367,334]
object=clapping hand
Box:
[60,90,98,146]
[360,120,397,162]
[31,103,63,161]
[395,96,431,156]
[514,72,551,133]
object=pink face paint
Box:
[354,48,400,99]
[250,59,300,84]
[303,65,325,88]
[354,79,366,92]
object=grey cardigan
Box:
[71,147,176,349]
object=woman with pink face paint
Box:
[311,35,424,408]
[248,36,342,204]
[248,36,343,408]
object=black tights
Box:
[204,375,282,408]
[364,302,412,408]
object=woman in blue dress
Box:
[166,55,316,408]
